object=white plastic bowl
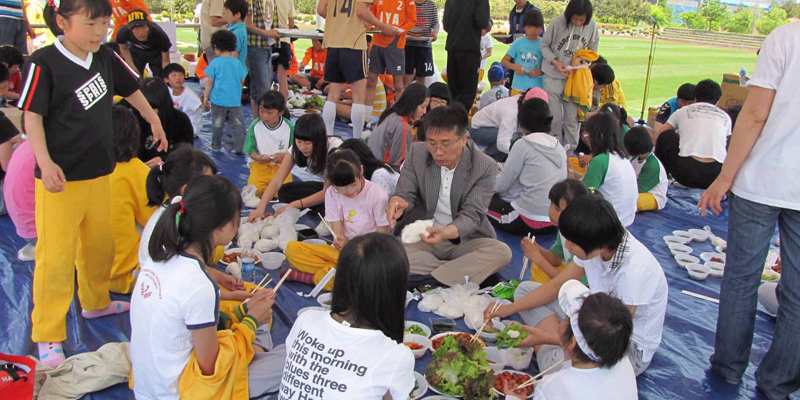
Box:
[316,293,332,308]
[706,261,725,278]
[669,244,693,256]
[477,320,506,342]
[294,224,310,231]
[405,321,432,337]
[687,264,711,280]
[715,244,727,254]
[672,230,694,241]
[403,334,431,358]
[406,291,415,307]
[484,347,507,372]
[664,235,691,246]
[303,238,327,245]
[700,252,726,264]
[688,228,710,242]
[260,252,285,270]
[674,254,700,269]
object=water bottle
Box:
[739,67,747,87]
[240,247,257,283]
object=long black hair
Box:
[140,78,176,127]
[330,233,409,343]
[44,0,112,36]
[518,98,553,134]
[583,112,625,158]
[112,105,140,162]
[292,114,329,176]
[337,138,398,180]
[145,146,217,206]
[378,83,429,125]
[326,148,362,187]
[149,175,242,265]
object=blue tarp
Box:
[0,94,791,399]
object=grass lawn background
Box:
[175,28,757,116]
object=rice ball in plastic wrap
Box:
[401,220,433,244]
[254,238,278,252]
[225,262,241,280]
[417,292,444,313]
[260,224,280,239]
[238,231,259,249]
[436,303,464,319]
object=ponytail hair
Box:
[145,145,217,206]
[149,175,242,265]
[44,0,112,37]
[326,148,362,187]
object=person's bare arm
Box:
[317,0,328,17]
[653,122,674,142]
[190,327,220,375]
[210,16,227,27]
[161,52,170,67]
[698,86,776,216]
[487,262,585,320]
[119,44,140,75]
[501,54,524,75]
[22,0,37,38]
[125,91,169,152]
[482,47,492,59]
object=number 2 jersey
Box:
[18,39,140,181]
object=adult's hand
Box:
[420,226,447,245]
[248,207,266,223]
[145,156,163,168]
[386,196,409,228]
[151,123,169,152]
[697,177,732,216]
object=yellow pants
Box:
[285,241,339,291]
[248,162,291,197]
[478,69,485,82]
[32,177,114,342]
[637,193,659,212]
[568,156,587,175]
[529,262,568,284]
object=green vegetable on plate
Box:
[495,324,529,349]
[405,325,425,336]
[424,335,493,400]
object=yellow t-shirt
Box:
[274,0,296,43]
[601,79,627,110]
[109,159,157,294]
[323,0,373,50]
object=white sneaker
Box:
[18,241,36,261]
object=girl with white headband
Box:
[504,280,638,400]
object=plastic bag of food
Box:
[401,220,433,244]
[418,292,444,313]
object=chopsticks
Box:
[318,213,339,242]
[243,276,273,304]
[471,302,502,343]
[243,269,291,304]
[519,233,534,280]
[517,359,567,389]
[681,290,719,304]
[250,273,271,294]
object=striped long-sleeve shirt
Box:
[408,0,439,48]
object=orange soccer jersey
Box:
[302,47,327,79]
[370,0,416,49]
[111,0,149,40]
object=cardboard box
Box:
[2,106,23,133]
[717,73,749,110]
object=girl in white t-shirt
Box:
[574,112,638,227]
[503,281,638,400]
[280,233,416,399]
[249,113,335,220]
[140,147,250,302]
[131,175,282,399]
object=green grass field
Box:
[175,28,757,116]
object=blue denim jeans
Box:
[469,126,506,162]
[712,194,800,399]
[210,104,245,153]
[247,45,273,102]
[0,18,27,54]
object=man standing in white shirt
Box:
[386,105,512,287]
[698,21,800,400]
[653,79,731,189]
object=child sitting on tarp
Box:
[520,179,590,284]
[284,148,390,290]
[623,126,668,212]
[131,175,286,399]
[244,91,294,197]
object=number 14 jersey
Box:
[323,0,373,50]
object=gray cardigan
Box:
[395,141,498,240]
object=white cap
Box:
[558,280,601,363]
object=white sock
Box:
[365,106,374,125]
[322,101,337,135]
[351,104,366,139]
